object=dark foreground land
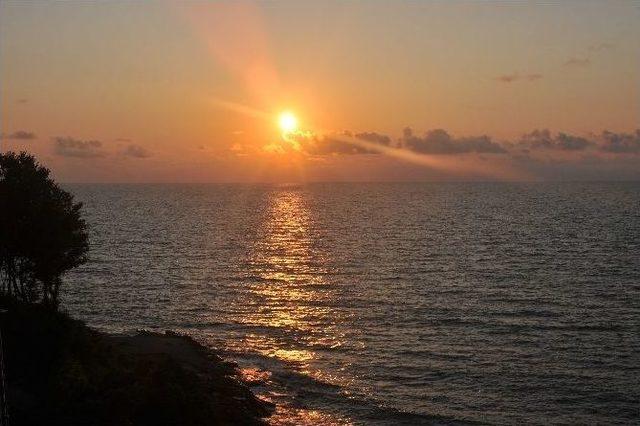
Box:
[0,298,273,425]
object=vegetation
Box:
[0,297,271,425]
[0,153,271,424]
[0,152,88,308]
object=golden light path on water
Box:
[234,188,354,425]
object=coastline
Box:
[1,299,273,425]
[105,330,275,423]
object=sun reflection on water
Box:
[240,187,346,361]
[229,188,352,423]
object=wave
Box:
[225,347,479,425]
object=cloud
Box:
[555,133,593,151]
[258,126,640,174]
[353,131,391,146]
[54,137,105,158]
[2,130,37,140]
[588,42,614,52]
[497,74,519,83]
[564,57,591,67]
[599,130,640,154]
[402,128,507,154]
[122,144,151,158]
[285,128,507,157]
[518,129,593,151]
[496,73,542,83]
[16,99,28,105]
[561,43,613,70]
[291,131,391,155]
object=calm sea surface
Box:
[63,183,640,425]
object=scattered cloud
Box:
[519,129,593,151]
[122,144,151,158]
[286,128,508,157]
[353,131,391,146]
[562,43,613,69]
[402,128,507,154]
[497,74,519,83]
[271,130,391,155]
[564,57,591,67]
[54,137,105,158]
[298,131,391,155]
[599,130,640,154]
[312,137,374,155]
[496,73,542,83]
[2,130,37,140]
[274,127,640,159]
[588,42,614,52]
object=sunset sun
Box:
[278,111,298,133]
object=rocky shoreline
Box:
[1,299,274,425]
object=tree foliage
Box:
[0,152,88,307]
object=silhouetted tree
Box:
[0,152,88,308]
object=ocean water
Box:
[62,182,640,425]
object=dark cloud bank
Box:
[402,128,506,154]
[301,131,391,155]
[294,127,640,180]
[517,129,593,151]
[600,130,640,153]
[296,128,640,158]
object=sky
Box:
[1,0,639,182]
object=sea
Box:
[62,182,640,425]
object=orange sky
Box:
[1,1,639,182]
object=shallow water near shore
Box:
[62,182,640,424]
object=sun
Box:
[278,111,298,133]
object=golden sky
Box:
[1,1,639,182]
